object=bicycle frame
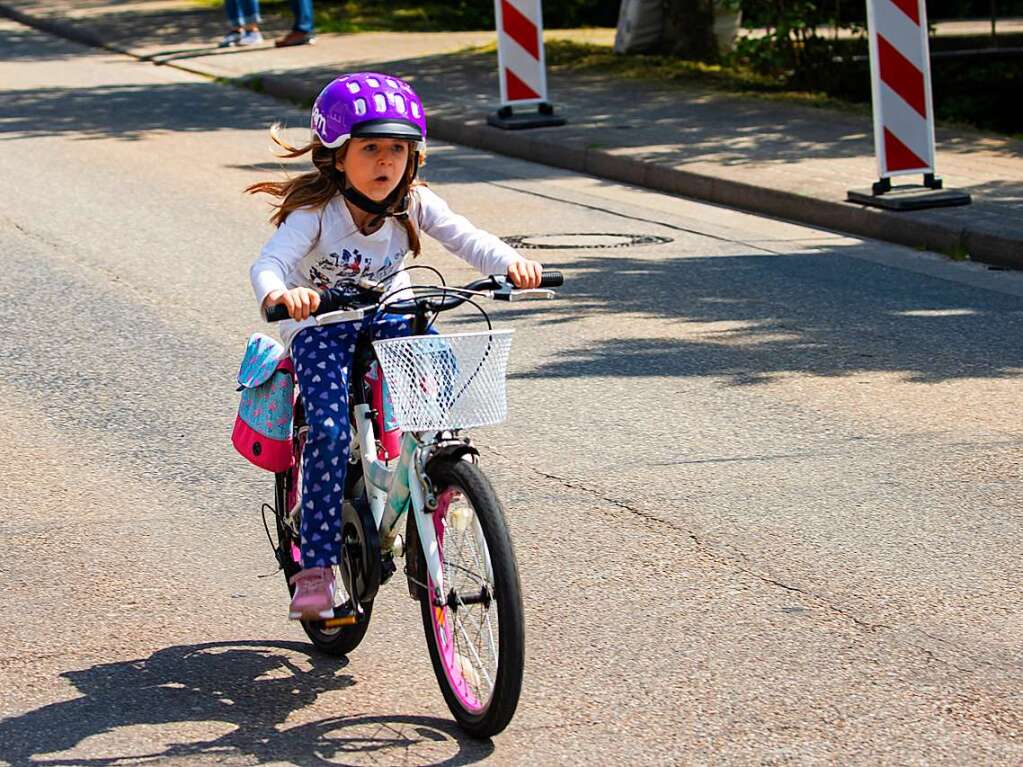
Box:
[352,405,446,604]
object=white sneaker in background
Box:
[238,29,264,46]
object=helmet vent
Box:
[386,78,399,88]
[373,93,387,112]
[366,76,381,87]
[354,98,367,116]
[346,81,361,93]
[393,95,407,114]
[411,102,422,119]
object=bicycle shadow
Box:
[0,640,492,766]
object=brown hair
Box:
[246,124,423,256]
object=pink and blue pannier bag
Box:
[232,333,295,472]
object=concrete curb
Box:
[4,2,1020,268]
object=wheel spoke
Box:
[455,597,499,672]
[455,618,495,691]
[442,560,488,587]
[442,496,499,703]
[450,517,470,584]
[470,518,493,584]
[449,574,497,699]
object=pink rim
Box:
[287,429,306,567]
[428,490,485,713]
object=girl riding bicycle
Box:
[247,73,544,622]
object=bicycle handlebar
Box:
[263,270,563,323]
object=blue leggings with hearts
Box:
[291,312,415,568]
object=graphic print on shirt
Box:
[373,250,406,283]
[308,248,366,289]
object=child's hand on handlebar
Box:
[507,259,544,289]
[263,287,321,321]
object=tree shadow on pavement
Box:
[0,19,89,61]
[6,0,275,53]
[491,244,1023,386]
[0,80,289,141]
[953,178,1023,209]
[0,640,492,766]
[10,3,1021,181]
[268,46,1023,172]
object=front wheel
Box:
[413,458,525,738]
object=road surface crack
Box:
[478,446,1023,674]
[481,444,885,629]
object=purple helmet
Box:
[310,72,426,151]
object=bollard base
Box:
[487,103,566,130]
[847,183,972,211]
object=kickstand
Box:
[259,503,285,578]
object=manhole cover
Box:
[501,233,673,250]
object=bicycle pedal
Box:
[322,613,358,628]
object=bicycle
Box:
[261,269,563,738]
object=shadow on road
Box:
[485,245,1023,386]
[0,19,89,61]
[0,640,492,766]
[0,78,288,141]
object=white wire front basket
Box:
[373,330,514,432]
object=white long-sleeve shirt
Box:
[250,186,523,346]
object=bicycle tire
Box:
[414,458,525,737]
[277,426,373,657]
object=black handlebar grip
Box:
[264,303,291,323]
[539,270,564,288]
[264,288,343,322]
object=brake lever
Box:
[493,287,557,302]
[314,307,370,324]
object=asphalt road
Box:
[3,17,1023,766]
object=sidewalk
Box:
[3,0,1022,266]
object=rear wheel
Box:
[413,458,525,738]
[276,421,373,656]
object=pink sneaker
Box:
[288,567,335,621]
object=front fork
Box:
[355,404,445,604]
[409,461,445,605]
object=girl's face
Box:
[336,138,411,203]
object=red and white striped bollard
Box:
[848,0,970,209]
[487,0,565,129]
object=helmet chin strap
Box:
[334,153,419,230]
